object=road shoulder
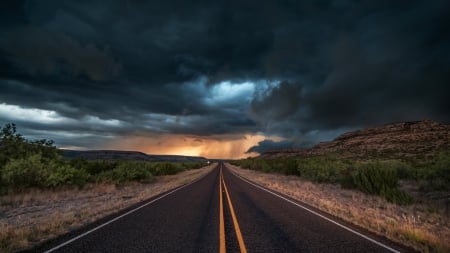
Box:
[1,164,216,252]
[226,163,435,253]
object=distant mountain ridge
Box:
[261,120,450,159]
[62,150,208,162]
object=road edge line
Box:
[44,165,217,253]
[226,165,401,253]
[222,169,248,253]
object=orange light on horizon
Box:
[104,133,281,159]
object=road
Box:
[28,163,413,253]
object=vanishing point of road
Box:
[28,163,414,253]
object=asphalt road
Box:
[29,163,413,253]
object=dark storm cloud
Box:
[2,27,122,80]
[249,81,302,122]
[247,1,450,145]
[1,0,449,151]
[246,139,300,154]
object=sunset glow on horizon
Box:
[103,134,282,159]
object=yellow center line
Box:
[219,165,226,253]
[221,167,248,253]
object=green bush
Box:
[268,159,298,175]
[431,152,450,189]
[81,160,118,175]
[45,163,89,188]
[233,156,349,181]
[350,162,398,194]
[1,153,88,191]
[296,157,347,183]
[180,162,207,170]
[233,156,415,205]
[350,162,412,204]
[88,161,206,184]
[0,123,209,193]
[380,187,413,205]
[0,123,61,168]
[2,154,49,190]
[97,162,153,184]
[257,159,272,173]
[152,162,183,176]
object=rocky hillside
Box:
[261,120,450,159]
[62,150,208,162]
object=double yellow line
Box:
[219,164,247,253]
[219,165,226,253]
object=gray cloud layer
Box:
[0,0,449,153]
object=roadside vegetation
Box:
[228,164,449,253]
[0,123,207,194]
[1,166,215,253]
[0,123,212,252]
[230,150,450,252]
[230,153,450,205]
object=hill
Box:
[62,150,208,162]
[261,120,450,159]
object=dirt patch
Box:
[0,164,215,252]
[227,163,450,253]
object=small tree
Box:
[0,123,27,167]
[0,123,77,193]
[0,123,61,167]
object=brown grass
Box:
[227,163,450,253]
[0,164,215,252]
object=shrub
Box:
[296,157,347,183]
[269,159,298,175]
[426,151,450,191]
[181,162,207,170]
[2,154,49,190]
[83,160,118,175]
[257,159,272,173]
[0,123,208,193]
[152,162,182,176]
[233,156,414,205]
[1,153,88,191]
[45,163,89,188]
[351,162,398,194]
[98,162,153,184]
[0,123,61,168]
[380,187,413,205]
[350,162,413,204]
[81,161,206,184]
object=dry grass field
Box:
[227,163,450,253]
[0,164,215,252]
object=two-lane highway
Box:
[29,163,412,253]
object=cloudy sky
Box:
[0,0,449,159]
